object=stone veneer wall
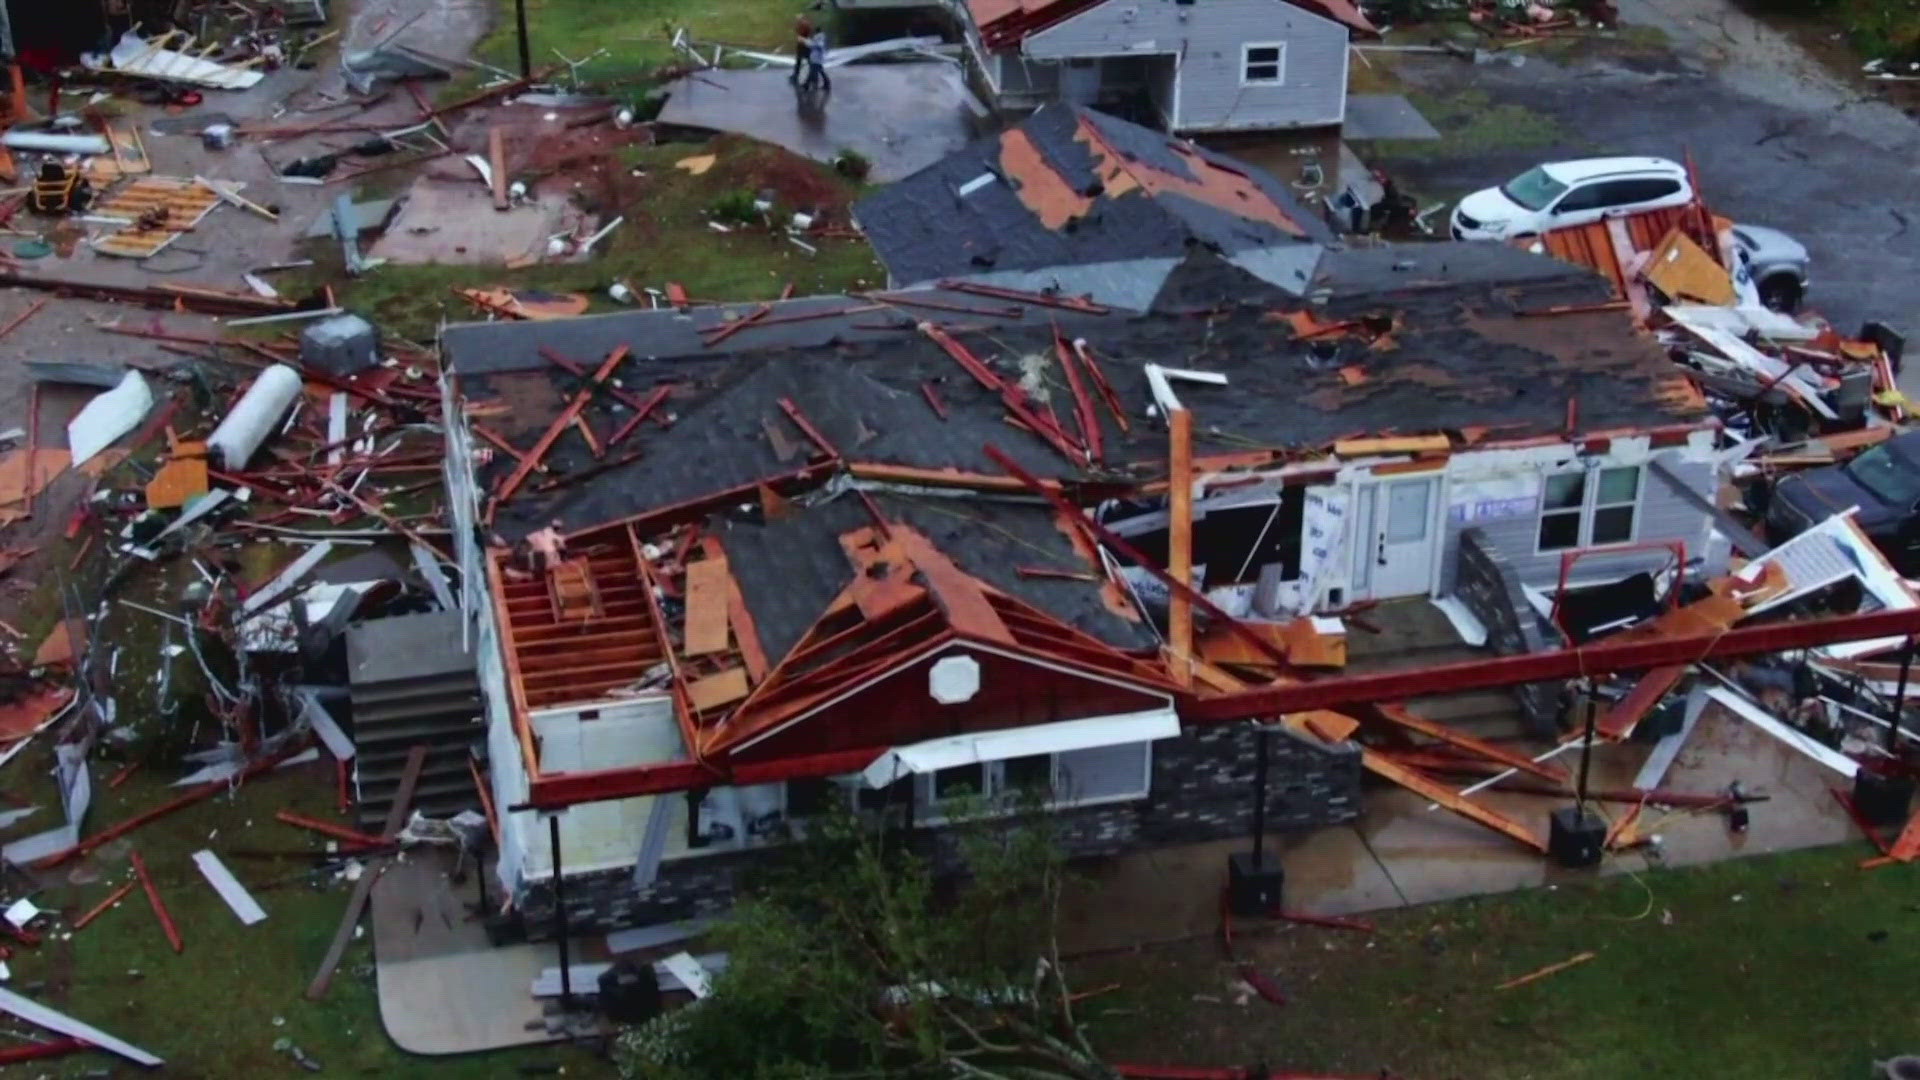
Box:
[1454,527,1562,737]
[515,725,1362,937]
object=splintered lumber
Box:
[1274,910,1374,933]
[1372,703,1566,783]
[1496,950,1596,990]
[986,444,1291,670]
[1362,750,1547,853]
[0,1037,89,1066]
[495,346,628,503]
[129,850,183,953]
[306,745,426,1000]
[1597,666,1687,740]
[682,557,732,656]
[36,742,311,868]
[276,809,387,847]
[487,127,509,210]
[922,324,1084,464]
[71,881,136,931]
[1167,408,1194,686]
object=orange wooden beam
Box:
[494,344,627,504]
[1363,750,1546,853]
[1167,408,1193,688]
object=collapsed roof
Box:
[447,242,1707,544]
[853,105,1333,287]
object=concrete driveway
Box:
[1361,0,1920,394]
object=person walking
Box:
[789,14,814,84]
[804,28,831,93]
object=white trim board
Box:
[1704,685,1859,779]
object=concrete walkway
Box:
[656,65,986,182]
[371,848,563,1054]
[1059,706,1853,954]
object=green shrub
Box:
[709,188,761,226]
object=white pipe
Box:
[2,132,111,155]
[208,364,303,470]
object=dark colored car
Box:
[1768,431,1920,573]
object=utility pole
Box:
[514,0,532,79]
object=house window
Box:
[1242,43,1285,85]
[1537,472,1586,552]
[916,741,1154,820]
[1590,466,1641,545]
[1537,465,1642,552]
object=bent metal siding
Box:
[1021,0,1348,131]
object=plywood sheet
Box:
[145,442,208,510]
[0,448,70,508]
[686,667,749,713]
[682,557,732,657]
[1643,228,1735,307]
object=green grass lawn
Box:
[327,138,882,339]
[481,0,815,82]
[1073,844,1920,1079]
[3,759,614,1078]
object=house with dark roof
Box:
[436,242,1731,935]
[956,0,1374,133]
[854,103,1332,287]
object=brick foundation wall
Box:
[514,724,1361,939]
[1455,527,1563,737]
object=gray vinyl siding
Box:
[1021,0,1348,132]
[1437,454,1723,595]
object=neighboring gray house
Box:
[957,0,1375,133]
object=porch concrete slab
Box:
[372,849,563,1054]
[1062,704,1862,955]
[366,178,581,266]
[655,65,983,183]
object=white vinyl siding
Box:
[1020,0,1349,132]
[1437,451,1719,594]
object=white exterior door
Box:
[1352,476,1439,600]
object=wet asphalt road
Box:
[1365,47,1920,391]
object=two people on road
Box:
[789,14,831,95]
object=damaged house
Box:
[853,102,1334,288]
[436,233,1731,934]
[955,0,1374,133]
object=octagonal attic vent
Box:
[929,653,982,705]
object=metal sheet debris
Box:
[0,986,163,1067]
[89,30,265,89]
[67,371,152,469]
[192,850,268,925]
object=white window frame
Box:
[1240,42,1286,86]
[916,741,1154,824]
[1535,464,1644,554]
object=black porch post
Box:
[549,812,572,1013]
[514,0,532,79]
[1250,724,1271,867]
[1575,681,1599,817]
